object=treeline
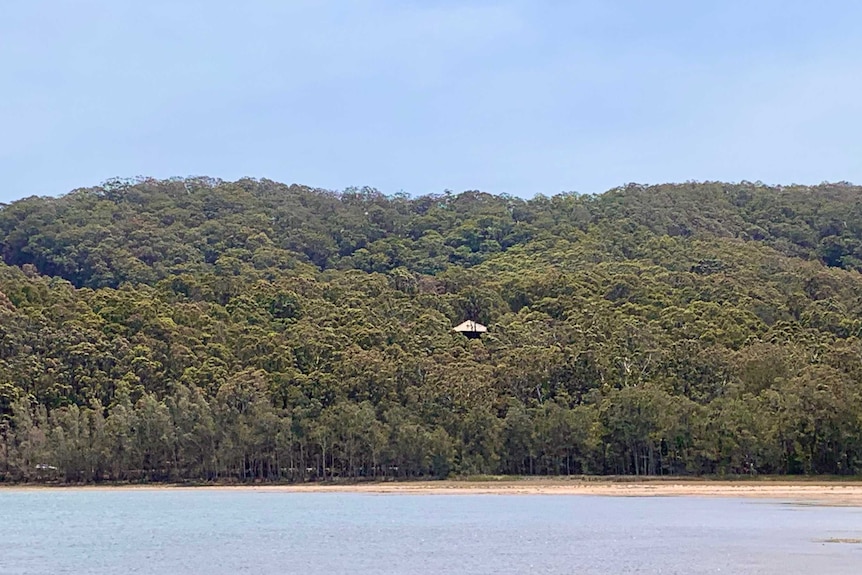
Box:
[5,363,861,483]
[3,177,862,289]
[2,177,862,482]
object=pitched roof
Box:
[453,320,488,333]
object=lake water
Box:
[1,490,861,574]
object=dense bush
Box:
[2,177,862,482]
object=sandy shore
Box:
[6,478,862,505]
[233,480,862,505]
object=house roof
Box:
[453,320,488,333]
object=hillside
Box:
[2,177,862,482]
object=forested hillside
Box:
[2,177,862,483]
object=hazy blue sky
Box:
[2,0,860,202]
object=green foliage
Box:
[2,177,862,482]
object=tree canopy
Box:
[2,177,862,482]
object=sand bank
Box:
[234,480,862,505]
[6,478,862,505]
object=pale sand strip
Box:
[226,481,862,505]
[5,480,862,504]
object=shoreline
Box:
[5,478,862,504]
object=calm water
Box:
[1,490,861,574]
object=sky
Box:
[2,0,861,202]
